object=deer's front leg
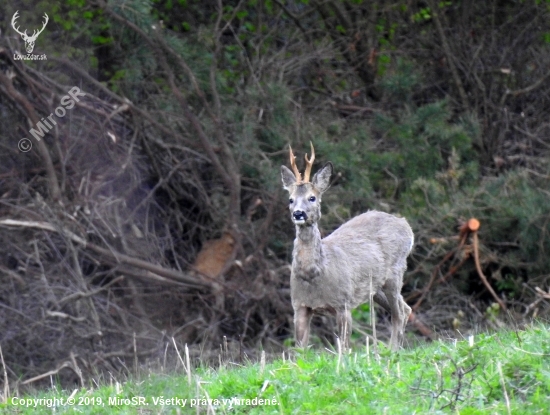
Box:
[294,306,312,347]
[336,308,352,350]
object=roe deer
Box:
[281,143,414,351]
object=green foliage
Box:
[5,325,550,414]
[351,302,371,324]
[477,171,550,273]
[376,71,473,187]
[405,166,550,289]
[223,61,483,234]
[228,83,292,153]
[372,100,477,196]
[49,2,111,42]
[379,60,419,101]
[412,7,431,22]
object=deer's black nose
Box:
[293,210,307,221]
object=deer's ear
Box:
[281,165,297,190]
[312,162,333,193]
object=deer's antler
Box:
[11,11,26,37]
[32,13,49,40]
[11,11,48,41]
[303,141,315,183]
[289,145,302,183]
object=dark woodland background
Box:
[1,0,550,387]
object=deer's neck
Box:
[293,224,323,281]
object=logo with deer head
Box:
[11,11,49,54]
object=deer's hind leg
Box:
[400,296,412,333]
[373,290,391,313]
[382,272,407,351]
[374,290,410,347]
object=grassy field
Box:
[2,324,549,414]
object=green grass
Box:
[2,324,550,414]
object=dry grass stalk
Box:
[497,361,511,415]
[185,344,192,387]
[0,345,8,403]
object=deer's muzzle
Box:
[293,210,308,223]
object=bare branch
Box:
[0,69,61,202]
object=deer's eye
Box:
[289,198,294,204]
[308,196,316,202]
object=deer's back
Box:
[321,210,413,305]
[324,210,413,252]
